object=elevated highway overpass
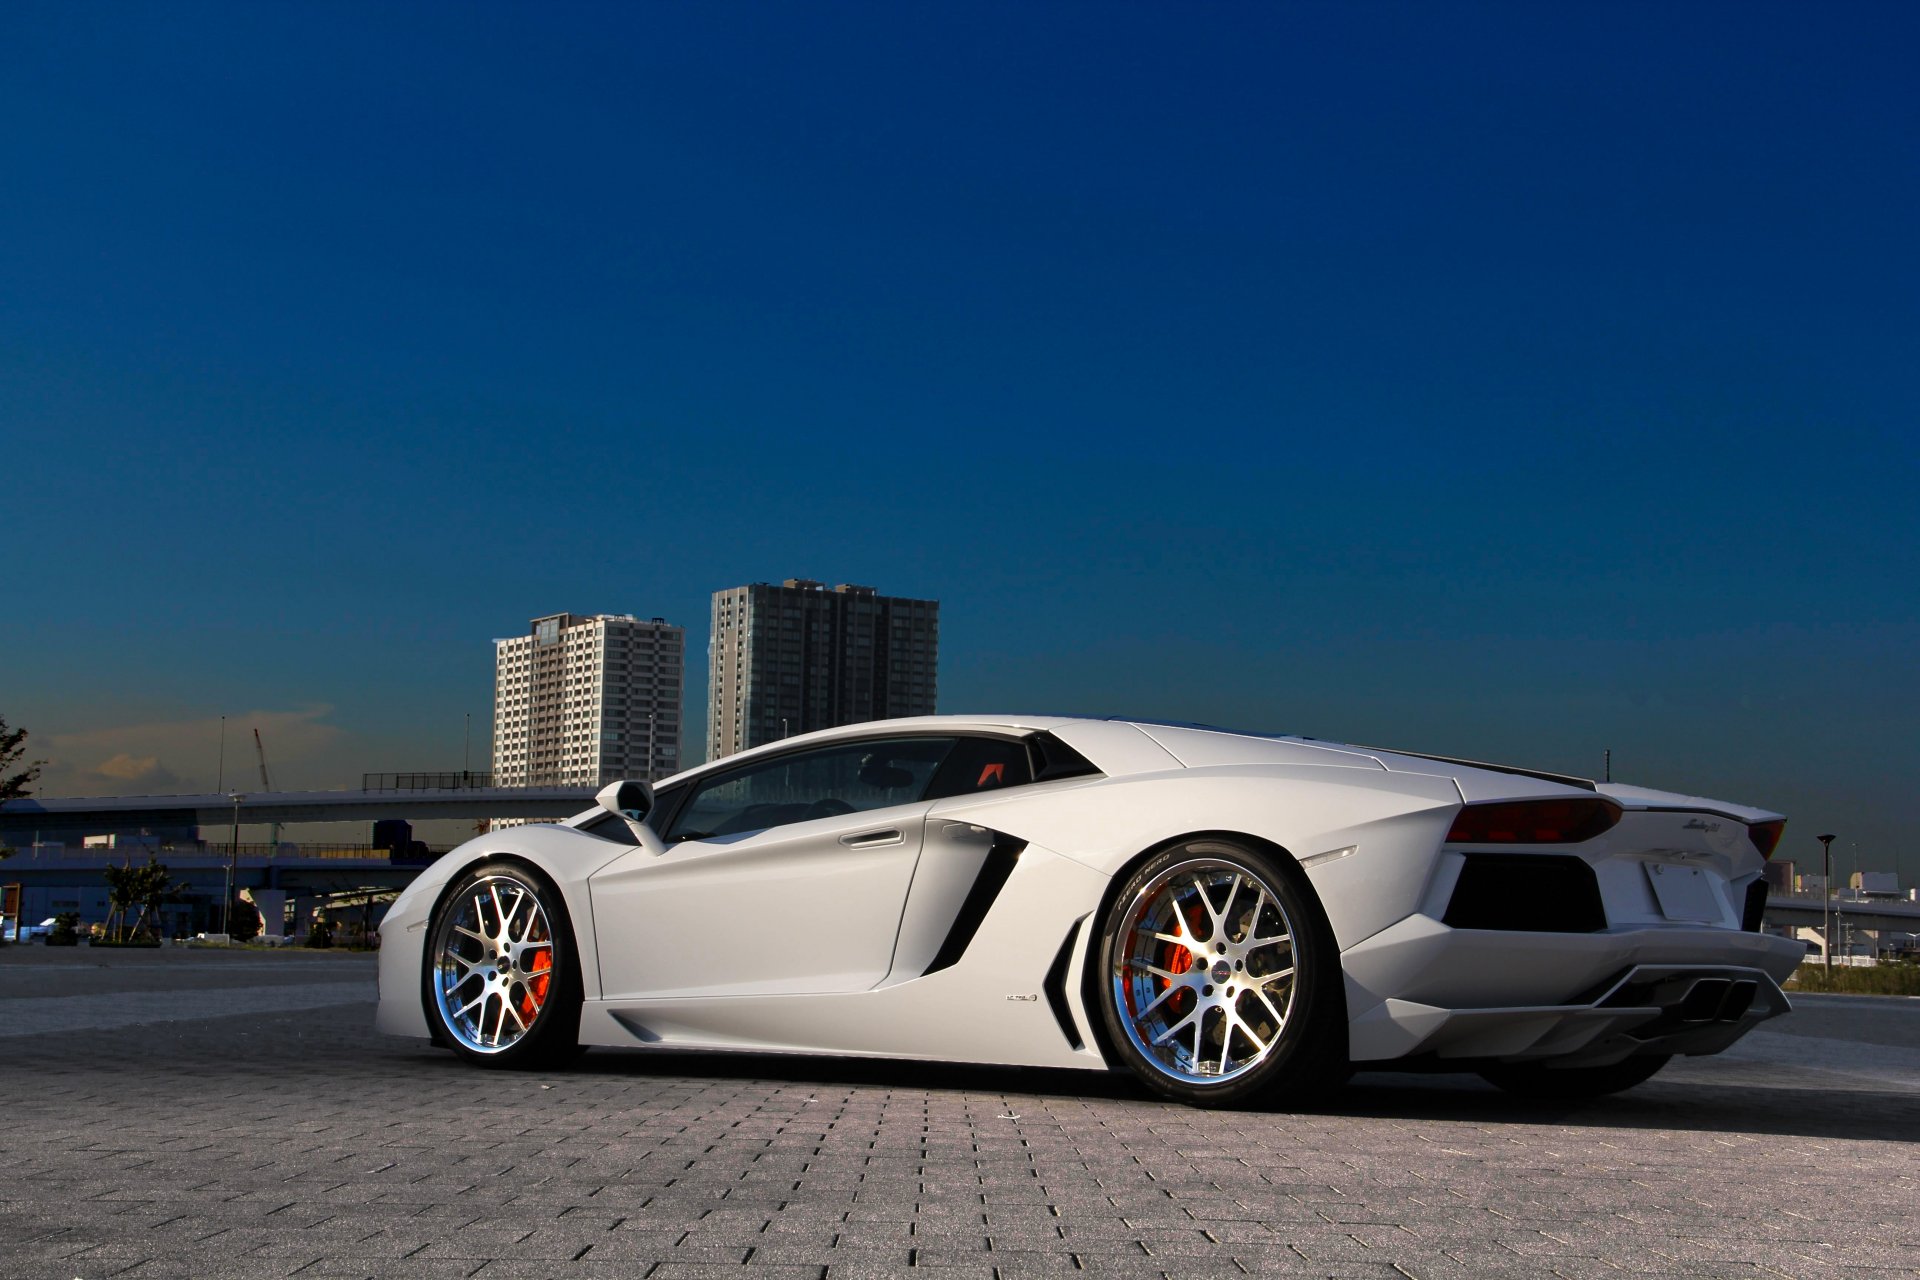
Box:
[0,783,602,936]
[0,783,600,841]
[1763,891,1920,951]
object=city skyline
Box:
[9,577,1916,889]
[7,4,1916,876]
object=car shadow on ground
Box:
[1328,1072,1920,1143]
[395,1042,1920,1143]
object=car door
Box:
[588,735,957,1000]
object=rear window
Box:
[923,737,1034,800]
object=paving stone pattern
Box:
[0,954,1915,1280]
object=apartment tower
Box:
[492,612,685,787]
[708,580,939,758]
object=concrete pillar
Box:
[246,889,288,941]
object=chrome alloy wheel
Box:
[431,873,557,1054]
[1111,858,1298,1085]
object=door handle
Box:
[840,828,903,848]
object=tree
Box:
[102,859,140,940]
[102,857,183,941]
[1,716,43,804]
[135,860,185,937]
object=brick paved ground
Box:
[0,948,1914,1280]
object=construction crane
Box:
[254,728,281,849]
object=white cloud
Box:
[93,753,169,782]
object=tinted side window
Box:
[644,782,687,833]
[580,812,641,845]
[666,737,956,841]
[923,736,1035,800]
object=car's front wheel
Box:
[423,861,582,1068]
[1095,840,1346,1108]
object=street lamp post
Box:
[647,712,656,784]
[224,793,244,937]
[1817,833,1836,974]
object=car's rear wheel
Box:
[1095,840,1346,1108]
[423,861,582,1068]
[1477,1054,1671,1099]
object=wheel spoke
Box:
[1132,976,1191,1022]
[1252,984,1288,1029]
[1250,964,1294,990]
[446,953,487,983]
[508,887,541,945]
[1231,1004,1272,1053]
[1239,887,1267,942]
[1151,1004,1202,1048]
[1189,872,1229,936]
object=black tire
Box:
[1478,1054,1671,1100]
[421,860,584,1069]
[1095,839,1347,1108]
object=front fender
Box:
[374,824,631,1039]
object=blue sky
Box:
[4,3,1915,877]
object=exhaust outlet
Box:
[1680,978,1732,1023]
[1718,980,1758,1023]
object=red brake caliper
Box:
[1125,902,1201,1017]
[519,946,552,1023]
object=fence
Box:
[360,771,498,791]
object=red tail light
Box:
[1747,819,1786,859]
[1446,798,1622,845]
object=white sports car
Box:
[375,715,1800,1106]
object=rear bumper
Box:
[1343,913,1804,1064]
[1350,963,1789,1067]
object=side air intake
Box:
[921,837,1026,975]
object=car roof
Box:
[655,713,1590,795]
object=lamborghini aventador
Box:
[375,716,1799,1106]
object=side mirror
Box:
[597,778,654,823]
[595,779,668,856]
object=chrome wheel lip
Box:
[1111,856,1298,1087]
[431,872,557,1055]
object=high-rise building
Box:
[708,580,939,758]
[492,612,685,787]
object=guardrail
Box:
[2,842,453,863]
[361,772,498,791]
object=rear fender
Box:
[929,765,1463,950]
